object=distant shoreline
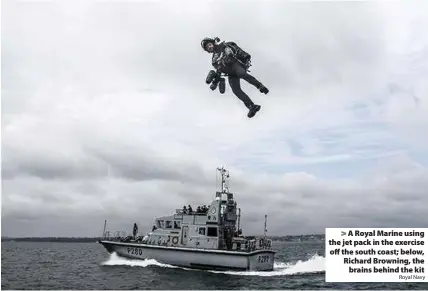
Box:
[1,234,324,243]
[1,237,102,243]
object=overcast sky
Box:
[2,0,428,237]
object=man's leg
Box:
[228,76,254,109]
[242,73,269,94]
[229,62,269,94]
[228,76,261,118]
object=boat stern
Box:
[248,251,275,271]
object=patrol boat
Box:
[98,167,275,271]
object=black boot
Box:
[259,85,269,94]
[247,104,261,118]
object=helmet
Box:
[201,37,220,51]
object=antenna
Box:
[264,215,267,238]
[102,220,107,238]
[216,166,230,193]
[237,208,241,233]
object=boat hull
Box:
[99,240,275,271]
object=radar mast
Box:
[216,166,230,196]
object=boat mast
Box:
[237,208,241,231]
[216,166,229,194]
[264,215,267,238]
[102,219,107,238]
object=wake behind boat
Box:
[98,167,275,271]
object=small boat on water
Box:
[98,167,275,271]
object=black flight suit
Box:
[211,42,268,116]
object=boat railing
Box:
[245,237,273,251]
[102,230,147,243]
[175,209,209,215]
[103,230,127,239]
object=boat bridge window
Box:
[156,220,165,228]
[198,227,206,235]
[174,221,181,229]
[165,221,172,228]
[207,227,217,237]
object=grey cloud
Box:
[1,136,209,185]
[84,144,209,184]
[2,151,104,181]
